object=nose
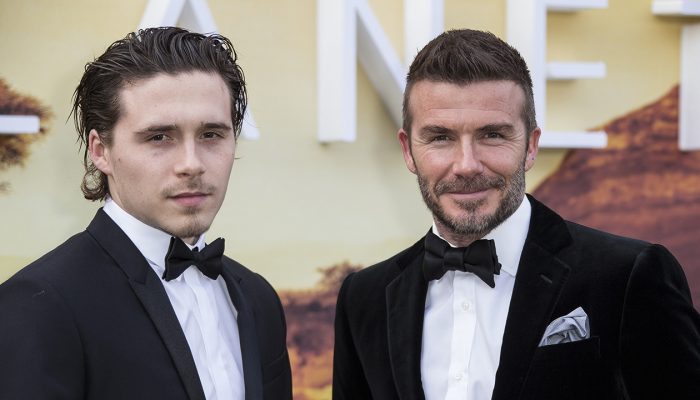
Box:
[174,139,205,177]
[451,140,484,177]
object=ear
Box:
[524,127,541,171]
[88,129,113,175]
[398,129,417,174]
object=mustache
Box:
[434,175,506,196]
[162,179,216,197]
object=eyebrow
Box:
[476,123,515,134]
[200,122,233,131]
[135,124,178,135]
[419,125,452,135]
[135,122,233,135]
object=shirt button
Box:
[461,301,471,311]
[455,373,463,381]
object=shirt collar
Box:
[431,196,531,278]
[102,197,206,277]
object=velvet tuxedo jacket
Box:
[333,196,700,400]
[0,209,292,400]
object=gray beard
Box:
[417,160,526,239]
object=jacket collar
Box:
[87,209,260,400]
[385,237,428,400]
[87,209,207,400]
[383,195,573,400]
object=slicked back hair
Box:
[72,27,247,201]
[402,29,536,137]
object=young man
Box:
[0,27,291,400]
[333,29,700,400]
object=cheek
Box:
[482,152,524,175]
[113,157,156,192]
[115,158,142,180]
[214,153,235,171]
[414,151,450,175]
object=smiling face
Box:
[399,80,540,246]
[89,71,236,244]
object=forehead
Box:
[408,80,526,129]
[118,71,229,102]
[115,71,231,124]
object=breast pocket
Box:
[532,336,601,366]
[520,336,617,400]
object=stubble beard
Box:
[173,208,208,241]
[417,159,526,240]
[161,178,219,241]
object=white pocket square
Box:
[539,306,590,347]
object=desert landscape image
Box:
[533,85,700,308]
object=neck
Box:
[181,236,198,246]
[433,220,482,247]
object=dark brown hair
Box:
[403,29,536,136]
[72,27,247,201]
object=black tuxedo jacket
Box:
[0,209,292,400]
[333,196,700,400]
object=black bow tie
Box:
[423,230,501,288]
[163,237,225,281]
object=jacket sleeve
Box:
[332,273,373,400]
[0,275,85,399]
[619,244,700,399]
[255,272,293,400]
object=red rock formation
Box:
[533,85,700,308]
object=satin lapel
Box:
[492,196,572,400]
[86,209,206,400]
[386,250,428,400]
[221,266,263,400]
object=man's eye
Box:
[149,134,166,141]
[202,131,221,139]
[431,135,449,142]
[485,132,503,139]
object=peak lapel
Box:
[386,253,428,400]
[86,209,206,400]
[492,196,572,400]
[130,273,207,400]
[492,243,570,400]
[222,267,263,400]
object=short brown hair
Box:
[403,29,536,136]
[72,27,247,201]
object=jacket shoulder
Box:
[564,219,649,252]
[3,230,102,287]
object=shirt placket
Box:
[445,273,476,400]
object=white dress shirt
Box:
[421,197,531,400]
[103,199,245,400]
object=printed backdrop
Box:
[1,2,699,400]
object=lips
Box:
[437,183,493,197]
[445,189,490,201]
[169,192,210,207]
[445,187,489,195]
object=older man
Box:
[333,29,700,400]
